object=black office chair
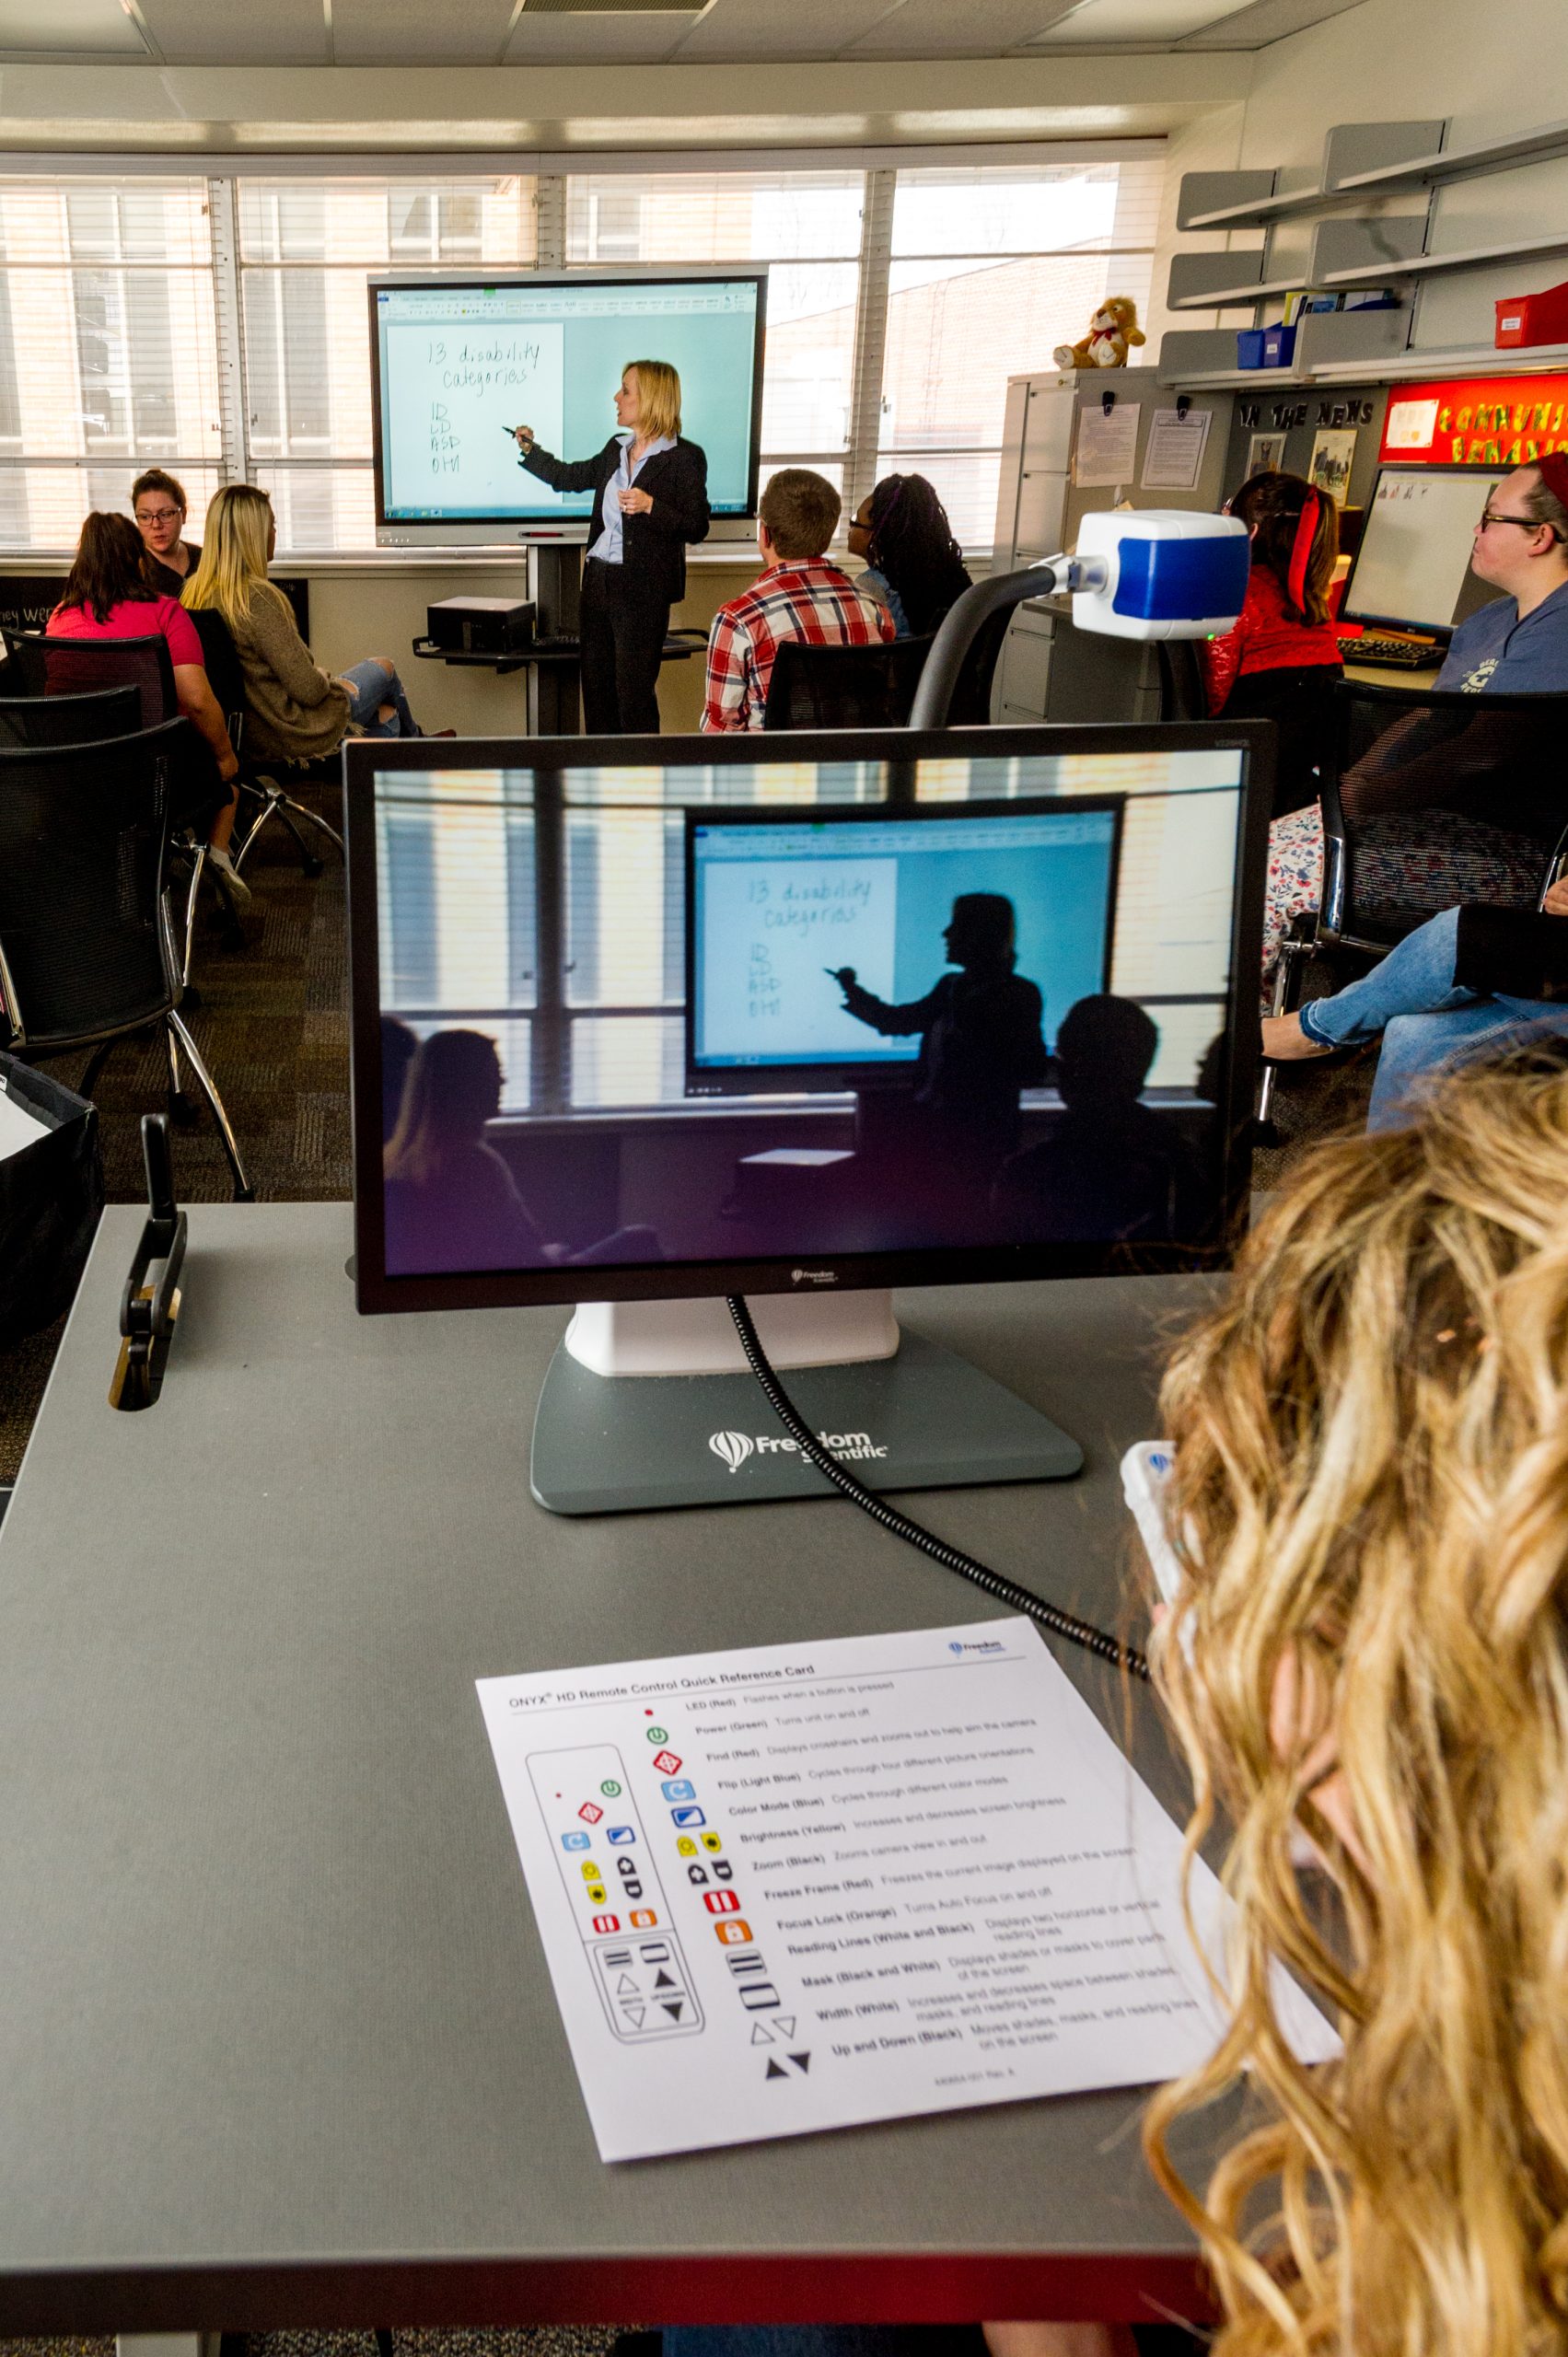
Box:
[0,684,140,747]
[0,720,251,1201]
[762,635,934,729]
[1156,641,1207,724]
[1258,678,1568,1132]
[230,725,346,881]
[1,621,178,726]
[942,603,1012,727]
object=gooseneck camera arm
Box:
[908,559,1083,731]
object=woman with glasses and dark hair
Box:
[131,468,200,597]
[1260,457,1568,987]
[846,472,972,640]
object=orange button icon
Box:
[630,1909,657,1929]
[715,1919,753,1945]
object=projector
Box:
[425,597,536,656]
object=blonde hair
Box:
[623,357,681,441]
[1144,1053,1568,2357]
[182,482,289,633]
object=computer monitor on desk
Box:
[346,726,1269,1513]
[1342,464,1503,640]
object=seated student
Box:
[846,472,972,640]
[1261,876,1568,1127]
[183,482,428,761]
[993,994,1205,1244]
[1196,470,1342,819]
[384,1029,550,1276]
[46,510,247,898]
[701,469,893,733]
[131,467,201,598]
[1261,455,1568,981]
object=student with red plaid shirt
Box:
[701,469,893,732]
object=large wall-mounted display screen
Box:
[369,273,768,535]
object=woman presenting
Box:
[513,359,708,735]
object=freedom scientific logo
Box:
[708,1427,887,1472]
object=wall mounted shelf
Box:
[1179,115,1568,231]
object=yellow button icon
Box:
[701,1832,723,1852]
[580,1861,600,1880]
[677,1836,698,1857]
[587,1883,607,1903]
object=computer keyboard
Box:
[1337,633,1439,670]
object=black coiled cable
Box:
[726,1295,1150,1684]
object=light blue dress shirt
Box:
[588,430,677,566]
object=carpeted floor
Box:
[0,791,354,1484]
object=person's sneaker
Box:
[206,845,252,907]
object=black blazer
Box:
[519,435,710,609]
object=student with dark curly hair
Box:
[847,472,972,639]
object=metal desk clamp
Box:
[110,1115,187,1412]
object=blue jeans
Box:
[1298,904,1568,1129]
[340,656,420,737]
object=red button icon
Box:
[630,1909,657,1929]
[653,1750,682,1773]
[578,1803,603,1824]
[715,1920,753,1945]
[703,1888,740,1914]
[592,1913,621,1933]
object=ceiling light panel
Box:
[141,0,329,62]
[331,0,518,60]
[1033,0,1250,40]
[847,0,1113,53]
[0,0,146,51]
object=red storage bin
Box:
[1496,279,1568,348]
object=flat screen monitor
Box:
[369,272,768,548]
[1342,463,1502,636]
[348,726,1269,1315]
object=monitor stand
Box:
[529,1290,1082,1515]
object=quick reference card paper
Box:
[476,1619,1338,2162]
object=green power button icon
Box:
[600,1779,621,1796]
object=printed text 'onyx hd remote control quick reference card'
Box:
[475,1619,1337,2161]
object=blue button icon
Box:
[607,1825,636,1845]
[561,1831,591,1852]
[661,1778,696,1801]
[670,1804,707,1829]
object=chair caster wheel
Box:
[235,1186,257,1203]
[302,855,325,878]
[168,1090,201,1129]
[1249,1118,1282,1150]
[181,983,203,1012]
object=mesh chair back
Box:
[763,635,933,729]
[944,605,1012,727]
[0,721,185,1051]
[186,607,245,726]
[1156,641,1208,723]
[0,684,141,748]
[1321,679,1568,939]
[0,624,178,728]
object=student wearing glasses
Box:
[131,469,201,597]
[1261,457,1568,984]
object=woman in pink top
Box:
[46,512,247,900]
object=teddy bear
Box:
[1053,296,1146,371]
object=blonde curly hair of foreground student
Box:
[1143,1053,1568,2357]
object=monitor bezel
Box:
[346,722,1273,1317]
[366,267,771,529]
[1341,460,1499,638]
[682,794,1126,1098]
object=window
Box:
[0,148,1161,561]
[238,176,537,551]
[880,157,1161,544]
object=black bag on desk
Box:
[0,1055,103,1345]
[1454,906,1568,1003]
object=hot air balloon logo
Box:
[709,1431,754,1473]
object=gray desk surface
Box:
[0,1205,1230,2336]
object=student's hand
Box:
[1544,875,1568,917]
[217,751,239,784]
[618,486,654,515]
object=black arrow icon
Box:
[788,2052,811,2073]
[766,2058,789,2080]
[661,1999,685,2021]
[654,1969,676,1989]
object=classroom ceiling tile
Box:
[1029,0,1252,41]
[141,0,328,62]
[1175,0,1365,42]
[503,7,694,58]
[673,0,910,58]
[0,0,146,53]
[331,0,517,62]
[842,0,1088,55]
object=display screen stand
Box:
[530,1290,1082,1515]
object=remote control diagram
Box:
[527,1744,704,2044]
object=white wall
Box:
[1147,0,1568,360]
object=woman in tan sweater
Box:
[183,483,426,760]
